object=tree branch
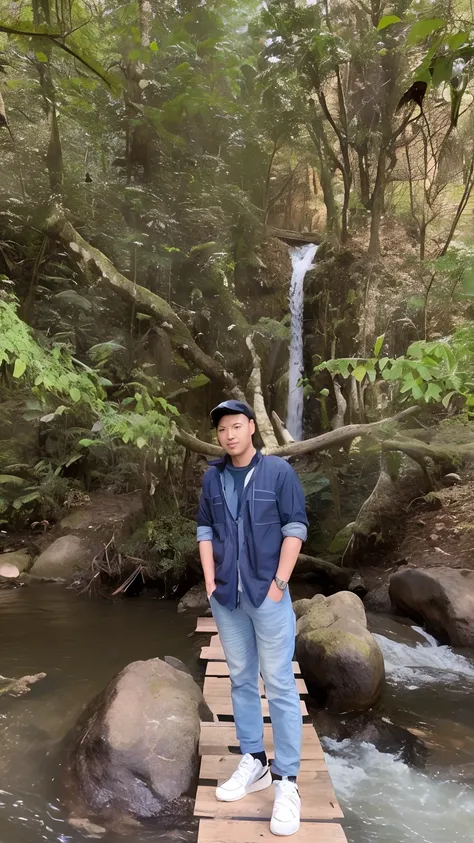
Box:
[44,205,245,397]
[246,335,279,450]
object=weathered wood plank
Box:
[196,617,217,633]
[201,646,226,661]
[205,661,302,677]
[199,755,329,779]
[195,777,343,819]
[198,819,348,843]
[203,676,308,697]
[200,724,322,758]
[205,697,308,718]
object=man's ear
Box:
[250,418,256,436]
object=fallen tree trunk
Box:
[175,406,420,459]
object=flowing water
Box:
[324,617,474,843]
[2,588,474,843]
[286,243,318,440]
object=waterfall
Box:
[286,243,318,440]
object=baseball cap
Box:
[210,400,256,428]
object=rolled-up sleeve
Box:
[277,465,308,543]
[282,521,307,541]
[196,491,214,543]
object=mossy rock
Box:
[296,619,385,712]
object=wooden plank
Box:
[201,646,226,661]
[203,676,308,698]
[198,819,348,843]
[200,724,323,758]
[199,756,329,779]
[206,698,308,718]
[196,617,217,633]
[195,777,343,820]
[205,661,302,677]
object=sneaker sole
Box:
[270,821,301,837]
[216,769,272,802]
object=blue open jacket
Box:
[196,451,308,609]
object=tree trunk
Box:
[44,207,245,397]
[368,145,386,257]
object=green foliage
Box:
[0,296,105,409]
[0,461,74,525]
[315,328,474,407]
[122,507,197,576]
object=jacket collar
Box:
[209,450,262,471]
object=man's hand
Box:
[206,580,216,599]
[267,579,284,603]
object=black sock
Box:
[251,751,268,768]
[272,773,297,784]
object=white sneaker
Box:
[215,754,272,802]
[270,779,301,836]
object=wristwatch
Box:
[274,576,288,591]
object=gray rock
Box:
[31,536,91,579]
[364,583,393,614]
[295,591,384,712]
[177,583,208,614]
[63,657,203,822]
[0,550,31,576]
[349,573,368,598]
[390,566,474,647]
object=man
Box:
[196,399,308,837]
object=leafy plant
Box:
[315,328,474,407]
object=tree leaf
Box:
[0,474,27,486]
[13,358,26,378]
[352,365,367,382]
[377,15,401,30]
[149,40,159,52]
[78,438,96,447]
[373,334,385,357]
[442,390,456,408]
[69,387,81,403]
[136,437,147,449]
[407,18,445,46]
[431,55,453,87]
[35,52,49,62]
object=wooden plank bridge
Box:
[195,615,348,843]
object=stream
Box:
[1,587,474,843]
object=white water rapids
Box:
[286,243,318,440]
[325,629,474,843]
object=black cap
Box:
[210,400,256,428]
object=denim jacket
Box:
[196,451,308,609]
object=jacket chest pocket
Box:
[211,494,225,525]
[253,489,280,526]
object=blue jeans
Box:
[210,588,302,778]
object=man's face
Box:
[216,413,255,456]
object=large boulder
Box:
[389,566,474,647]
[295,591,384,713]
[177,583,209,614]
[63,657,203,823]
[0,550,32,578]
[30,535,91,580]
